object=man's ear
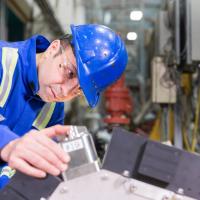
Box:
[46,40,61,58]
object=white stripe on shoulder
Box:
[0,47,18,107]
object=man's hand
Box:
[0,125,70,178]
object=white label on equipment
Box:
[62,139,84,152]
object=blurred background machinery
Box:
[104,74,133,125]
[1,0,200,173]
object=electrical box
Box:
[188,0,200,63]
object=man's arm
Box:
[0,125,19,167]
[0,125,19,151]
[0,125,70,178]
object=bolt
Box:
[177,188,184,195]
[40,198,46,200]
[60,186,68,194]
[122,170,130,177]
[101,173,109,180]
[129,183,136,193]
[123,181,136,193]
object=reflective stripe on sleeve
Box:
[0,47,18,107]
[32,102,56,130]
[0,166,16,178]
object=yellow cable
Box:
[191,88,200,151]
[180,73,193,152]
[168,105,174,143]
[149,110,161,141]
[182,126,191,151]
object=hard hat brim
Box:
[71,24,100,108]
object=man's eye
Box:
[68,70,75,79]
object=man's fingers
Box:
[35,134,70,163]
[40,125,70,138]
[16,149,63,176]
[9,158,46,178]
[27,140,68,172]
[3,125,71,178]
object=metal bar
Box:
[0,0,7,40]
[34,0,64,36]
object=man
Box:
[0,24,128,188]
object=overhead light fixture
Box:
[130,10,143,21]
[104,11,112,25]
[127,32,137,40]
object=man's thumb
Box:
[42,125,70,138]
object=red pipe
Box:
[104,75,133,125]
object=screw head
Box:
[177,188,184,195]
[129,183,136,193]
[101,173,109,180]
[40,198,46,200]
[122,170,130,177]
[60,186,68,194]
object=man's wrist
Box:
[0,125,19,149]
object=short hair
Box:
[53,34,75,58]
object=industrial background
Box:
[1,0,200,199]
[1,0,200,157]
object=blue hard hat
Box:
[70,24,128,108]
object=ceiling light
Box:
[127,32,137,40]
[104,11,112,25]
[130,10,143,21]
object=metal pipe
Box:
[0,0,7,40]
[34,0,64,36]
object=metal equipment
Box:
[49,169,195,200]
[59,126,100,180]
[156,0,200,69]
[103,127,200,199]
[0,127,199,200]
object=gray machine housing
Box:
[59,126,100,180]
[0,127,200,200]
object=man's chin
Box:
[55,96,76,102]
[38,93,75,102]
[37,94,52,102]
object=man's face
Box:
[37,40,82,102]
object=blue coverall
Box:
[0,35,64,188]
